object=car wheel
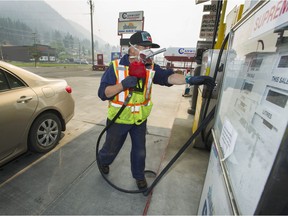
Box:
[28,112,62,153]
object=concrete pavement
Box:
[0,67,210,215]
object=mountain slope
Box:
[0,0,107,46]
[67,20,107,46]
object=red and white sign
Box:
[164,47,196,62]
[252,0,288,38]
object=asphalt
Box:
[0,67,210,215]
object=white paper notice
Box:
[219,119,238,161]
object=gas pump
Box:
[198,1,288,214]
[192,49,227,150]
[92,54,108,71]
[191,0,233,150]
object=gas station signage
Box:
[195,0,209,4]
[199,14,216,39]
[203,4,217,13]
[118,11,144,54]
[118,21,143,34]
[251,0,288,38]
[119,11,143,21]
[118,11,144,34]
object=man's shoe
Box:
[136,178,147,190]
[100,165,109,174]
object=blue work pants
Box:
[98,119,147,180]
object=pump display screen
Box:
[263,118,273,130]
[266,90,288,108]
[250,58,263,70]
[242,82,253,92]
[278,55,288,68]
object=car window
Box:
[0,70,9,91]
[0,69,25,91]
[6,72,25,89]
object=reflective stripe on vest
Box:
[113,60,129,102]
[110,100,152,114]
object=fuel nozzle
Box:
[129,61,146,92]
[139,48,167,65]
[128,48,167,93]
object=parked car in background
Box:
[0,61,75,166]
[74,59,89,64]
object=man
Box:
[98,31,215,190]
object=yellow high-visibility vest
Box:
[107,59,155,125]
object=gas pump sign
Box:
[252,0,288,38]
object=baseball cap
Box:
[129,31,160,48]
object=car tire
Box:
[28,112,62,153]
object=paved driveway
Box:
[0,66,209,215]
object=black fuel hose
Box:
[96,89,215,195]
[200,32,230,149]
[211,0,223,49]
[96,91,146,193]
[96,90,156,193]
[202,33,230,121]
[143,106,215,196]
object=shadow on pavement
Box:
[0,123,171,215]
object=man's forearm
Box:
[105,83,124,98]
[167,73,186,85]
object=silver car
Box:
[0,61,75,166]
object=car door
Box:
[0,69,38,162]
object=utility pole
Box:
[88,0,95,66]
[32,32,37,67]
[0,41,3,60]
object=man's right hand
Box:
[188,76,216,89]
[121,76,138,90]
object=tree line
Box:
[0,17,118,63]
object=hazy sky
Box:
[44,0,244,49]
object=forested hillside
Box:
[0,0,119,62]
[0,18,34,45]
